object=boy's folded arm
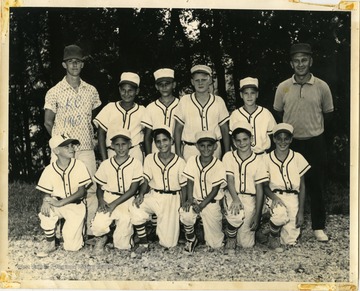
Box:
[56,185,86,206]
[109,181,141,209]
[198,184,221,211]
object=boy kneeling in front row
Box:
[36,134,92,257]
[91,129,143,254]
[130,126,187,253]
[263,123,310,252]
[179,131,227,253]
[222,121,268,254]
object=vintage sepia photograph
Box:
[1,0,359,290]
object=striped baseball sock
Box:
[151,214,157,228]
[134,223,148,244]
[269,221,281,237]
[184,225,196,241]
[225,223,238,239]
[44,229,56,242]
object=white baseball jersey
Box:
[229,106,276,153]
[263,150,310,193]
[144,153,187,191]
[141,98,179,134]
[222,151,268,195]
[93,102,146,148]
[94,156,143,194]
[183,155,227,201]
[174,93,229,143]
[36,158,92,198]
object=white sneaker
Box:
[314,230,329,242]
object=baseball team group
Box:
[35,42,334,258]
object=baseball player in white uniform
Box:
[263,123,310,251]
[174,65,230,161]
[91,128,143,253]
[229,77,277,154]
[94,72,145,163]
[36,134,92,257]
[142,68,179,155]
[130,126,187,252]
[179,131,227,253]
[222,121,268,253]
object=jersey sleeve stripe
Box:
[93,118,108,131]
[141,121,153,129]
[36,185,53,194]
[173,115,184,125]
[182,172,194,181]
[299,164,311,177]
[132,176,143,182]
[218,115,230,126]
[78,178,92,187]
[226,170,235,176]
[255,176,269,184]
[212,178,226,186]
[93,176,106,185]
[143,173,151,182]
[180,181,187,187]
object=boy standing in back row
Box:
[229,77,276,155]
[94,72,146,163]
[142,68,179,155]
[174,65,230,161]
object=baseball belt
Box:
[273,189,299,195]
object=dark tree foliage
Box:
[8,8,351,185]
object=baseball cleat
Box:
[36,240,56,258]
[268,236,284,253]
[224,238,236,255]
[184,237,198,254]
[134,243,149,254]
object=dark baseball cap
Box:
[63,45,84,61]
[290,43,312,56]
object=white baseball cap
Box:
[110,128,132,141]
[49,134,80,149]
[190,65,212,76]
[230,121,253,135]
[272,123,294,136]
[240,77,259,91]
[195,131,217,143]
[154,68,174,83]
[118,72,140,87]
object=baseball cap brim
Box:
[274,129,293,136]
[197,137,216,143]
[118,80,139,87]
[192,69,211,75]
[155,77,174,84]
[240,84,258,91]
[110,134,131,141]
[58,139,80,147]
